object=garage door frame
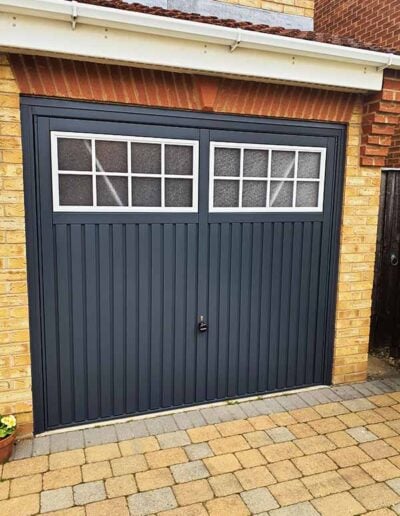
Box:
[21,96,346,434]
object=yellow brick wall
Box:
[0,55,32,436]
[332,97,380,384]
[219,0,314,18]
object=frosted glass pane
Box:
[58,138,92,171]
[271,151,295,178]
[96,176,128,206]
[296,181,319,208]
[214,148,240,177]
[131,143,161,174]
[132,177,161,206]
[96,140,127,173]
[243,150,268,177]
[165,179,192,207]
[165,145,193,175]
[59,175,92,206]
[214,180,239,207]
[242,181,267,207]
[298,152,321,179]
[270,181,293,207]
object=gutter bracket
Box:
[377,53,394,72]
[230,28,241,52]
[71,0,78,30]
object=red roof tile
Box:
[78,0,396,54]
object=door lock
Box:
[198,315,208,333]
[391,253,399,266]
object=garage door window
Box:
[52,132,199,212]
[210,143,326,212]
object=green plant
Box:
[0,415,16,439]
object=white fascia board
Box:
[0,0,395,91]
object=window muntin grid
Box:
[209,142,326,212]
[51,132,199,212]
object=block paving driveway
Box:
[3,380,400,514]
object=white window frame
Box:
[209,142,326,213]
[51,131,199,212]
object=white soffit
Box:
[0,0,398,91]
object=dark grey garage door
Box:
[22,98,345,432]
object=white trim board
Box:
[0,0,398,91]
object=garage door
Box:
[22,99,345,432]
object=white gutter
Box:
[0,0,399,91]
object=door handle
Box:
[198,315,208,333]
[391,253,399,266]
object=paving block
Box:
[13,439,33,460]
[241,487,279,512]
[136,468,174,491]
[270,479,313,506]
[84,426,118,447]
[10,473,42,497]
[208,473,242,497]
[293,453,337,476]
[158,430,190,449]
[206,494,250,516]
[43,466,82,490]
[311,492,365,516]
[235,448,266,468]
[256,398,286,414]
[73,481,106,505]
[216,420,253,437]
[86,497,129,516]
[243,430,272,448]
[85,443,121,463]
[342,398,375,412]
[386,477,400,495]
[32,436,50,457]
[278,395,308,411]
[173,412,194,430]
[50,433,69,453]
[235,465,276,489]
[173,479,214,505]
[331,385,362,401]
[266,427,295,443]
[65,431,85,450]
[170,460,209,483]
[128,487,177,515]
[269,501,320,516]
[223,405,247,421]
[3,456,49,479]
[110,455,148,476]
[130,420,150,438]
[204,453,242,475]
[41,487,74,513]
[115,422,135,442]
[346,426,378,443]
[351,482,400,511]
[268,460,302,482]
[337,465,375,488]
[301,471,350,498]
[105,474,137,497]
[295,435,335,455]
[187,425,220,443]
[146,447,188,468]
[200,408,222,425]
[82,461,112,482]
[237,401,261,417]
[157,415,179,433]
[260,442,303,463]
[361,459,400,481]
[209,435,249,455]
[184,443,213,460]
[327,446,371,468]
[0,494,40,515]
[187,410,207,428]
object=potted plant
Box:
[0,415,17,464]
